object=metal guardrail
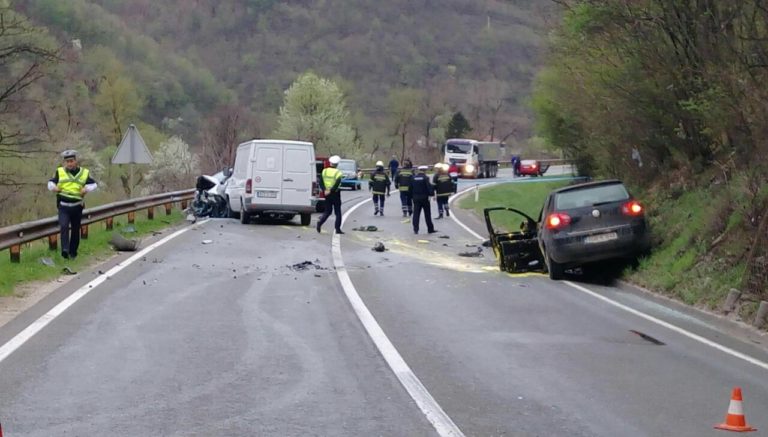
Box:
[0,189,195,262]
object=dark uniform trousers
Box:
[59,204,84,257]
[412,198,434,234]
[318,191,342,231]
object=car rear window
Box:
[555,184,629,210]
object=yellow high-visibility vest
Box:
[322,167,342,192]
[56,167,90,201]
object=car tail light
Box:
[245,178,252,194]
[532,163,537,169]
[622,200,644,216]
[546,213,571,230]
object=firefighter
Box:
[369,160,391,216]
[316,155,345,234]
[409,165,437,234]
[394,158,414,217]
[47,150,98,259]
[432,163,455,219]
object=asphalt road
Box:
[1,168,767,436]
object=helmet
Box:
[435,163,444,171]
[61,149,78,160]
[417,165,428,171]
[329,155,341,165]
[375,160,384,167]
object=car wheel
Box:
[547,254,565,280]
[300,213,311,226]
[239,201,250,224]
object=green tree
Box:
[446,112,472,139]
[273,72,355,156]
[387,88,424,161]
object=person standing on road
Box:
[317,155,345,235]
[47,150,98,259]
[388,155,399,179]
[432,163,455,219]
[409,165,437,235]
[394,159,414,217]
[369,161,391,216]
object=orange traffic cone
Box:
[714,387,757,432]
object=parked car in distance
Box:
[225,139,317,226]
[518,159,547,177]
[538,180,650,279]
[337,158,361,190]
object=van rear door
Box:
[251,144,282,206]
[282,146,313,207]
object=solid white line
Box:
[0,220,208,364]
[333,199,465,437]
[563,281,768,371]
[448,183,498,240]
[447,182,768,372]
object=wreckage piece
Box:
[372,242,386,252]
[110,233,140,252]
[483,207,545,274]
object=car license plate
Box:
[256,191,277,198]
[584,232,618,244]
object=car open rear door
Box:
[251,144,282,206]
[281,145,313,208]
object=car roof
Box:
[239,139,314,147]
[552,179,624,194]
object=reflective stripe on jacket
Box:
[57,167,89,201]
[395,169,413,192]
[433,173,454,197]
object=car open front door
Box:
[483,207,545,273]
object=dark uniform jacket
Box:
[409,172,434,200]
[394,168,414,192]
[369,170,391,195]
[432,173,455,197]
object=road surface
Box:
[0,169,766,436]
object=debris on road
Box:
[438,235,450,239]
[482,240,492,247]
[202,240,213,245]
[353,225,379,232]
[110,233,140,252]
[122,225,137,234]
[62,266,77,275]
[289,260,328,271]
[417,240,429,244]
[372,242,387,252]
[458,247,484,258]
[186,214,197,223]
[39,257,55,267]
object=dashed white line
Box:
[333,198,465,437]
[449,183,768,372]
[0,221,209,364]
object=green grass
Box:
[0,209,185,296]
[458,180,570,233]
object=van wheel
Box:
[300,213,311,226]
[240,201,250,224]
[227,197,240,219]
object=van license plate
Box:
[584,232,618,244]
[256,191,277,198]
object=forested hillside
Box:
[0,0,548,224]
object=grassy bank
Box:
[458,177,759,321]
[0,209,186,296]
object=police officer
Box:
[369,160,391,216]
[317,155,345,234]
[409,165,437,235]
[432,163,455,219]
[394,158,414,217]
[47,150,97,259]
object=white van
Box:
[226,140,317,225]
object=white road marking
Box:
[448,184,497,240]
[449,185,768,372]
[333,198,465,437]
[0,221,209,364]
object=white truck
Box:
[444,139,507,178]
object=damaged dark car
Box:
[485,179,650,280]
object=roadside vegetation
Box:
[0,210,185,296]
[532,1,768,319]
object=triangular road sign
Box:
[112,124,153,164]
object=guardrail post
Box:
[48,234,58,251]
[164,203,172,215]
[10,244,20,263]
[106,217,113,230]
[147,207,154,220]
[128,212,135,224]
[181,200,188,210]
[80,224,89,240]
